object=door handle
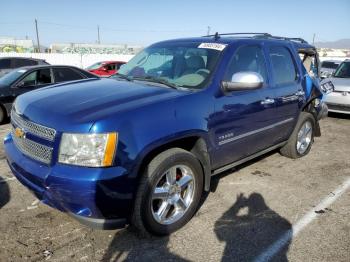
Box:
[261,98,275,105]
[295,90,305,96]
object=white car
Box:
[323,59,350,114]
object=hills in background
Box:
[315,39,350,49]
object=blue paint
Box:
[4,36,325,228]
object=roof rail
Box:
[202,32,308,44]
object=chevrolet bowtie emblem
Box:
[14,127,25,139]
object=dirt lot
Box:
[0,114,349,262]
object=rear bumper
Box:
[4,133,134,229]
[324,92,350,114]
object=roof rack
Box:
[202,32,308,44]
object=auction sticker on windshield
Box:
[198,43,227,51]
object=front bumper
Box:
[324,92,350,114]
[4,133,134,229]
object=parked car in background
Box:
[0,57,49,78]
[320,60,341,79]
[86,61,126,77]
[4,33,328,235]
[0,65,98,123]
[323,59,350,114]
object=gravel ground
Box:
[0,113,349,262]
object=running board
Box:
[212,141,287,176]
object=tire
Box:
[0,106,5,124]
[132,148,204,236]
[280,112,316,159]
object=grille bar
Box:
[11,111,56,141]
[12,129,53,165]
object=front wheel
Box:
[132,148,203,235]
[280,112,316,159]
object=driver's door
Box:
[210,45,278,169]
[12,68,53,98]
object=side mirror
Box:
[221,72,264,92]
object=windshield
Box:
[117,42,224,89]
[334,62,350,78]
[86,62,103,70]
[0,69,27,86]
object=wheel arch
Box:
[134,134,212,193]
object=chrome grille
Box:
[11,111,56,141]
[12,128,53,165]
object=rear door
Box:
[266,45,303,143]
[211,44,279,169]
[53,67,85,83]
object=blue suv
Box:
[4,33,328,235]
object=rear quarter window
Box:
[269,46,298,85]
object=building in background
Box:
[0,37,35,53]
[50,43,143,55]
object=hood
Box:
[14,78,185,132]
[330,77,350,92]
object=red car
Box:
[86,61,126,77]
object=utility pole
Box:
[312,33,316,45]
[207,26,211,36]
[97,25,101,44]
[35,19,40,53]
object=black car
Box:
[0,65,98,123]
[0,57,49,77]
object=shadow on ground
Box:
[0,177,10,210]
[102,192,291,262]
[215,193,291,262]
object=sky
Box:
[0,0,349,47]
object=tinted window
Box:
[321,61,340,69]
[224,45,268,82]
[0,59,11,69]
[13,58,37,67]
[269,46,297,85]
[334,62,350,78]
[53,68,83,83]
[105,64,115,70]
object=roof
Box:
[153,33,317,50]
[0,57,46,61]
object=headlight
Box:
[58,133,117,167]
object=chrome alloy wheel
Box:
[151,165,195,225]
[296,121,313,154]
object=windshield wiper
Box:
[110,73,132,81]
[133,76,180,89]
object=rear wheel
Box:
[280,112,315,159]
[0,106,5,124]
[132,148,203,235]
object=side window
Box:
[13,58,37,68]
[106,64,115,70]
[224,45,268,82]
[18,69,52,87]
[0,59,11,69]
[20,71,37,87]
[37,69,52,85]
[269,46,297,85]
[53,68,83,83]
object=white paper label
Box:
[198,43,227,51]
